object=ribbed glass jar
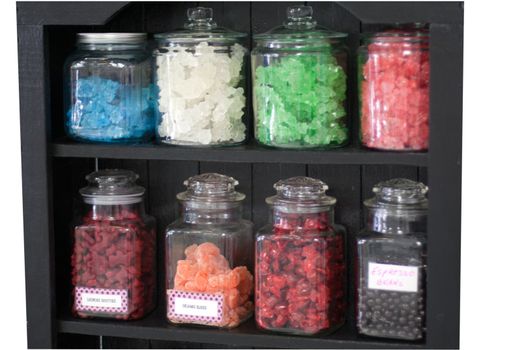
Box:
[64,33,155,143]
[356,178,427,340]
[252,6,349,149]
[165,173,254,328]
[154,7,248,146]
[71,169,156,320]
[255,177,346,335]
[358,27,429,151]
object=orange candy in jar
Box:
[165,174,254,328]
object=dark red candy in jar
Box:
[71,169,156,320]
[255,177,346,335]
[359,27,429,151]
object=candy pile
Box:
[360,36,429,150]
[156,42,247,145]
[168,242,253,328]
[254,54,347,148]
[255,212,345,334]
[67,76,155,142]
[71,207,156,320]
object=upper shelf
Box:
[50,140,428,166]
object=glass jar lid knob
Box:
[373,178,428,204]
[79,169,145,204]
[284,6,317,30]
[178,173,245,202]
[184,7,218,30]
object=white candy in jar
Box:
[156,42,246,146]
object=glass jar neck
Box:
[366,206,427,235]
[180,202,243,224]
[85,201,146,221]
[270,206,335,228]
[77,42,146,51]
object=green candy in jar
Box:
[252,6,349,149]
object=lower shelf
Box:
[57,309,425,349]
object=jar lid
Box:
[266,176,336,210]
[77,33,147,45]
[365,178,428,207]
[79,169,145,205]
[154,7,246,42]
[177,173,245,203]
[253,6,347,42]
[364,24,429,43]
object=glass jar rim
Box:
[77,32,147,45]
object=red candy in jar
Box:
[71,169,156,320]
[359,27,429,151]
[255,177,346,335]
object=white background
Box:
[1,0,524,348]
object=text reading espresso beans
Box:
[368,263,419,292]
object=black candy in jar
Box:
[355,178,427,341]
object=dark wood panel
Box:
[251,163,307,229]
[17,2,128,25]
[102,336,150,349]
[338,2,463,24]
[18,24,56,348]
[251,1,303,34]
[57,333,100,349]
[426,23,462,348]
[144,2,198,33]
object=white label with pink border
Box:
[75,287,128,313]
[368,262,419,292]
[167,290,223,323]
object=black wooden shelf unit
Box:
[17,1,463,349]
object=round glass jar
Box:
[255,177,346,335]
[71,169,156,320]
[154,7,248,146]
[358,27,429,151]
[356,178,428,340]
[64,33,155,143]
[165,173,254,328]
[252,6,349,149]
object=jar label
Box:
[74,287,128,313]
[368,262,419,292]
[167,290,223,323]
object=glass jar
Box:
[358,27,429,151]
[252,6,348,149]
[154,7,248,146]
[165,173,254,328]
[64,33,155,143]
[71,169,156,320]
[255,177,346,335]
[356,178,427,340]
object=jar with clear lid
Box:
[252,6,349,149]
[356,178,427,340]
[71,169,156,320]
[154,7,248,146]
[255,177,346,335]
[165,173,254,328]
[64,33,155,143]
[358,26,429,151]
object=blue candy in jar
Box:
[65,33,155,143]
